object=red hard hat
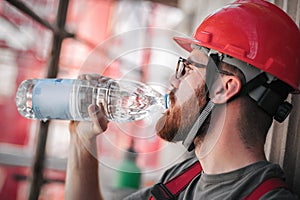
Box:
[174,0,300,92]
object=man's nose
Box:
[168,74,180,90]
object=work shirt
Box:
[124,157,298,199]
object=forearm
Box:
[65,130,103,200]
[64,91,109,200]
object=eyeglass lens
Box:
[176,57,187,79]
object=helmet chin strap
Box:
[182,55,219,151]
[182,100,215,151]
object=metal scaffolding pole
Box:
[28,1,71,199]
[5,0,71,199]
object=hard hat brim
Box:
[173,36,202,52]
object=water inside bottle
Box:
[15,79,36,119]
[100,80,168,122]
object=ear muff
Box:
[207,53,294,123]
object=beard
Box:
[156,81,208,143]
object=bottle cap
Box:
[165,93,170,109]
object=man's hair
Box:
[219,62,273,151]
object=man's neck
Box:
[194,104,266,175]
[195,139,266,175]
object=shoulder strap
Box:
[149,163,289,200]
[149,161,202,200]
[243,178,290,200]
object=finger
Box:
[88,104,109,132]
[97,104,110,129]
[97,76,110,84]
[69,120,79,135]
[86,74,102,81]
[78,74,88,80]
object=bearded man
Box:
[65,0,300,199]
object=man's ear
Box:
[210,75,242,104]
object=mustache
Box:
[168,88,176,106]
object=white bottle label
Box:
[32,79,74,120]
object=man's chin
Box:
[155,110,182,142]
[155,114,169,139]
[155,114,166,133]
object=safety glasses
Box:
[176,56,234,79]
[176,57,206,79]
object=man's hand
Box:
[69,74,109,139]
[69,104,109,139]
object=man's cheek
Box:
[176,81,197,106]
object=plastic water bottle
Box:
[15,77,169,122]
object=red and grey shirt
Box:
[124,157,297,199]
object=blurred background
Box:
[0,0,299,199]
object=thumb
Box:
[88,104,109,134]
